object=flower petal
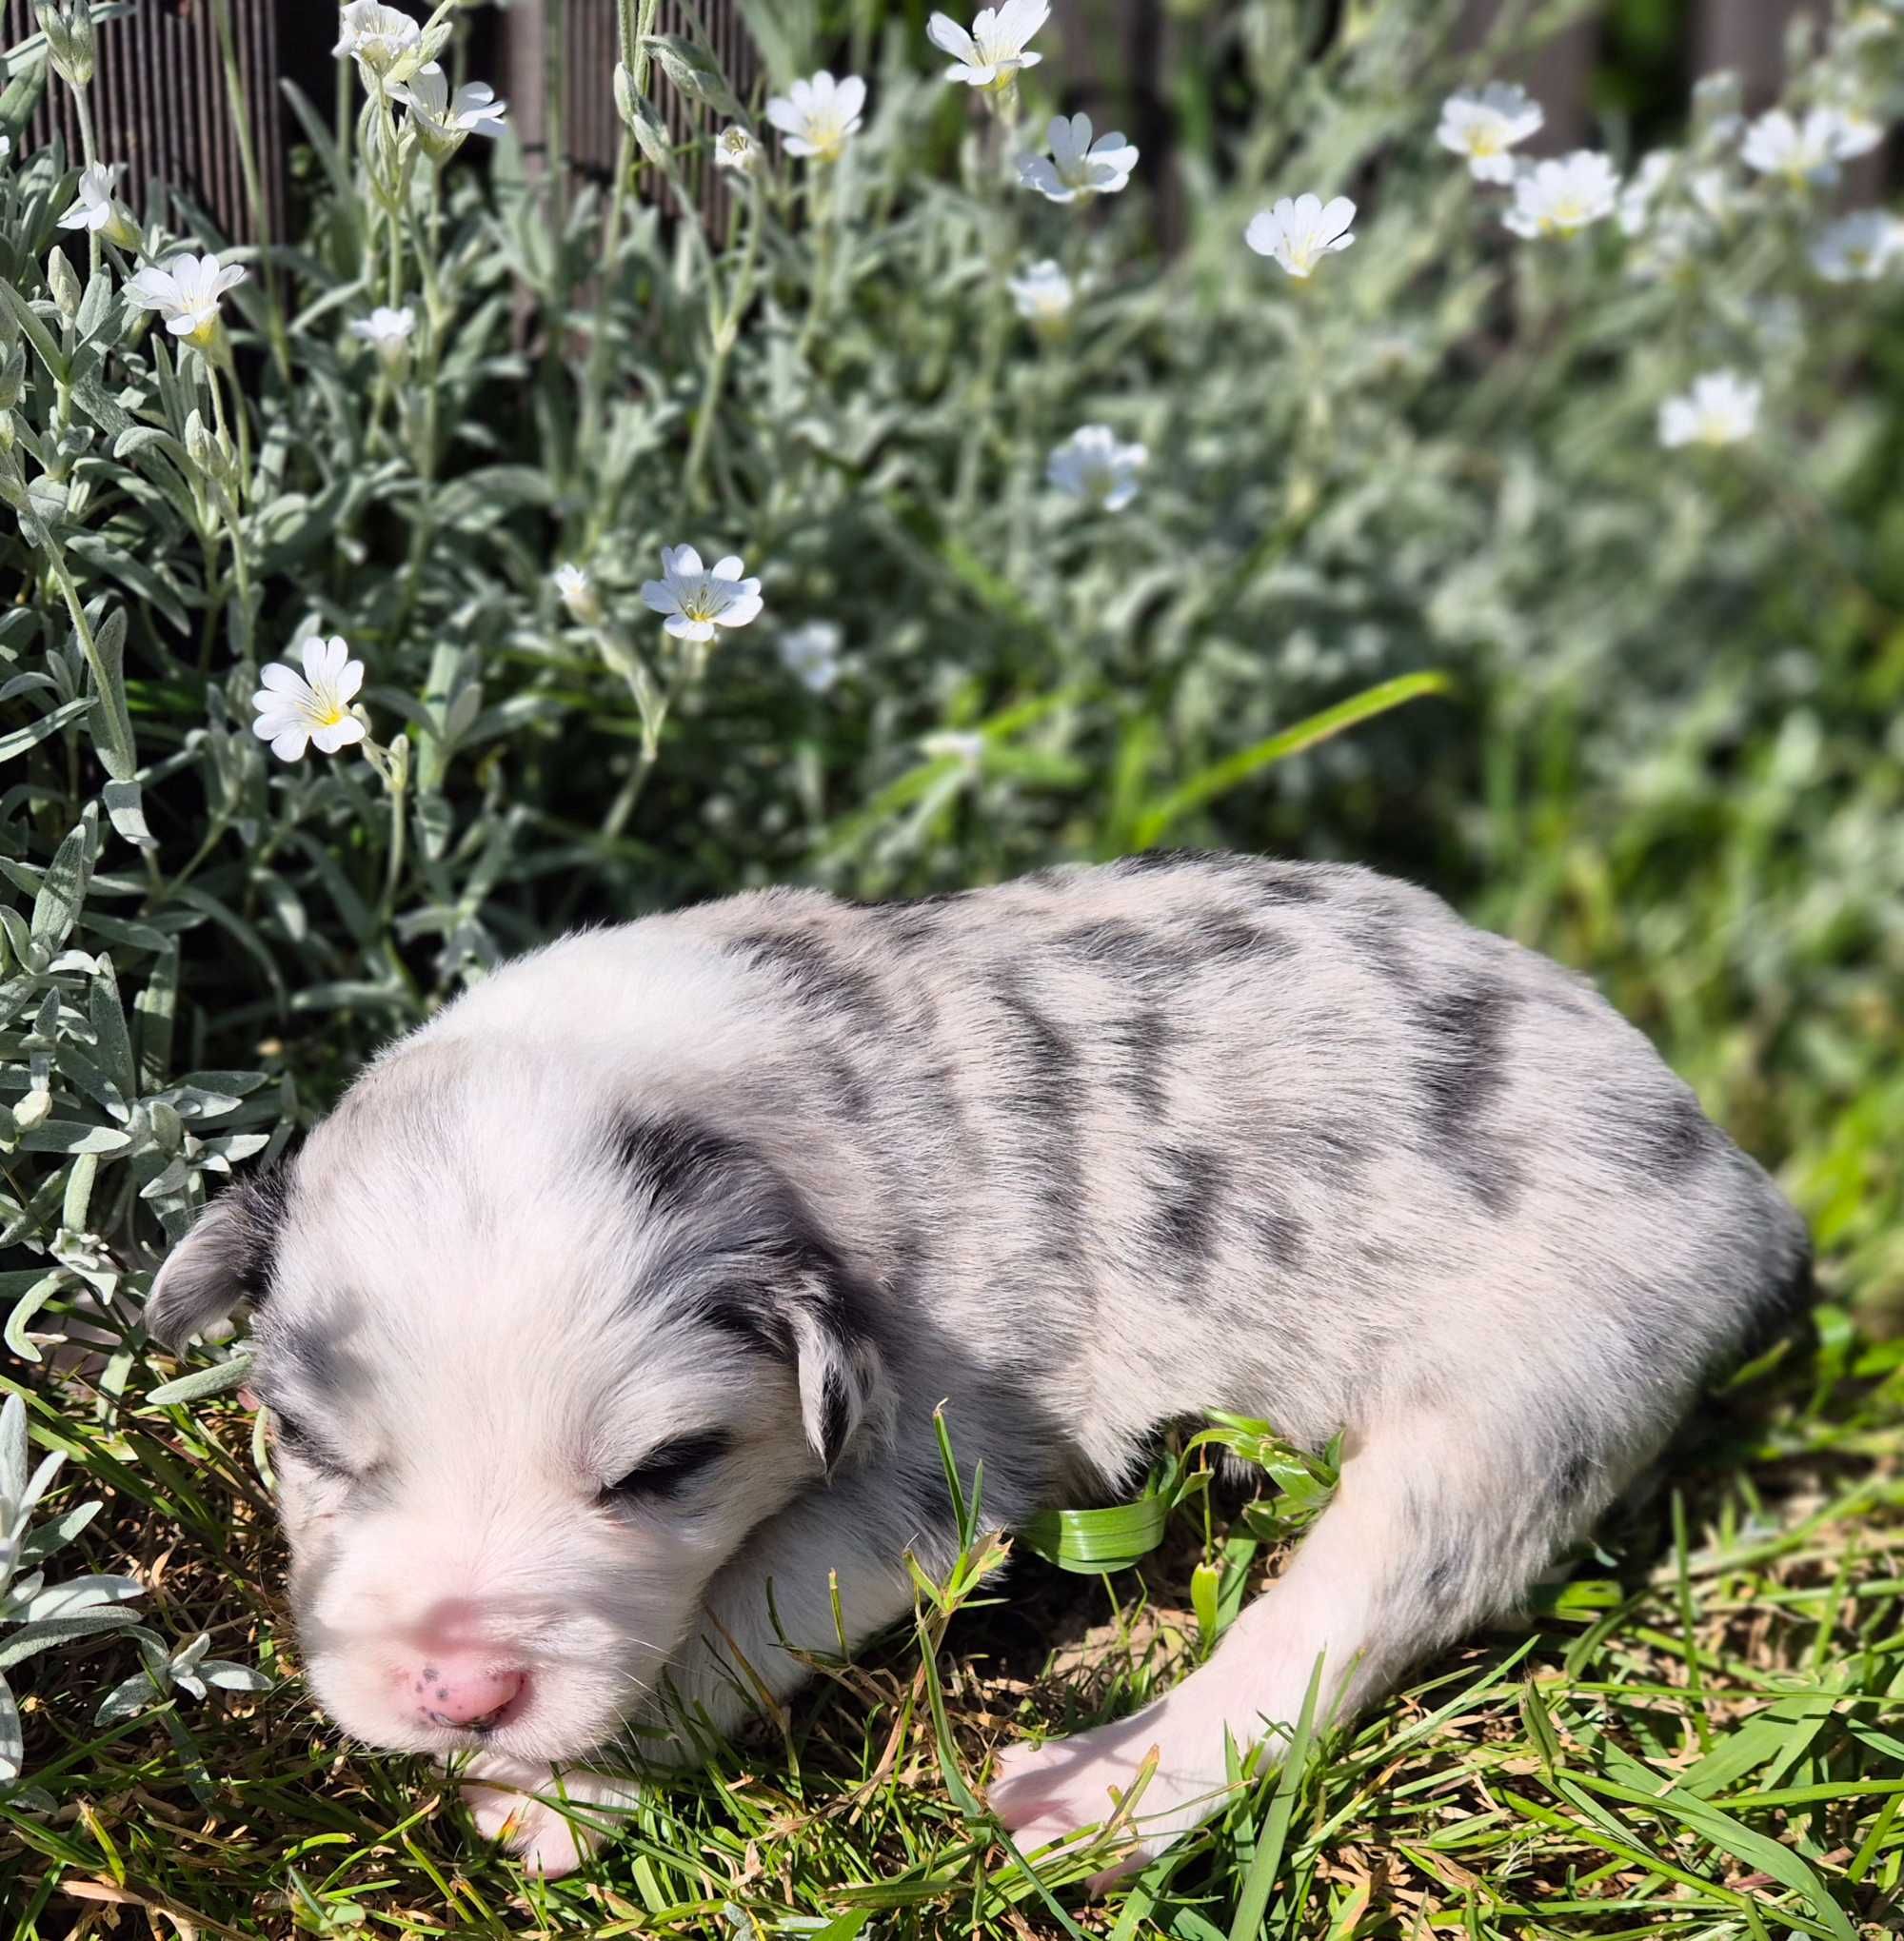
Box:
[926,13,978,61]
[709,555,744,581]
[268,727,310,762]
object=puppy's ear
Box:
[145,1172,287,1349]
[785,1277,888,1477]
[614,1112,891,1475]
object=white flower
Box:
[779,621,843,695]
[348,304,415,368]
[332,1,421,80]
[1017,113,1139,203]
[56,160,136,244]
[764,72,866,163]
[1436,83,1543,184]
[124,251,247,347]
[1739,108,1873,187]
[713,125,759,174]
[1244,194,1357,278]
[641,545,764,642]
[395,62,506,161]
[1810,209,1904,282]
[927,0,1048,89]
[553,563,601,624]
[251,637,367,762]
[1823,109,1884,161]
[1502,151,1619,237]
[1046,425,1147,510]
[1007,258,1075,328]
[1657,370,1761,449]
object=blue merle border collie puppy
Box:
[148,851,1810,1875]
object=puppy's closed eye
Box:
[605,1431,731,1503]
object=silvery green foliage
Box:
[0,1393,143,1782]
[0,0,1899,1765]
[93,1626,270,1726]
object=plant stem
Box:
[42,548,136,780]
[382,779,407,918]
[67,80,100,277]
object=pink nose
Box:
[412,1659,525,1731]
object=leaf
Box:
[4,1575,144,1623]
[1561,1773,1857,1941]
[642,32,745,117]
[134,941,179,1090]
[15,1122,132,1156]
[147,1352,253,1407]
[0,1393,25,1507]
[199,1659,270,1693]
[1228,1652,1327,1941]
[0,274,67,383]
[0,1606,142,1671]
[0,1673,20,1783]
[88,960,137,1099]
[30,809,95,949]
[4,1268,69,1364]
[1133,672,1453,847]
[94,1669,161,1724]
[1017,1496,1170,1575]
[0,696,91,763]
[17,1499,103,1567]
[1191,1558,1221,1654]
[85,606,139,783]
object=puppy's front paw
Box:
[988,1698,1239,1881]
[455,1754,633,1877]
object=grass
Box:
[6,1245,1902,1938]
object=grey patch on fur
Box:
[1409,981,1525,1215]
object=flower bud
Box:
[184,408,236,486]
[553,564,602,624]
[47,246,81,322]
[37,0,94,87]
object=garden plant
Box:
[1,0,1902,1932]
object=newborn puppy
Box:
[148,852,1809,1875]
